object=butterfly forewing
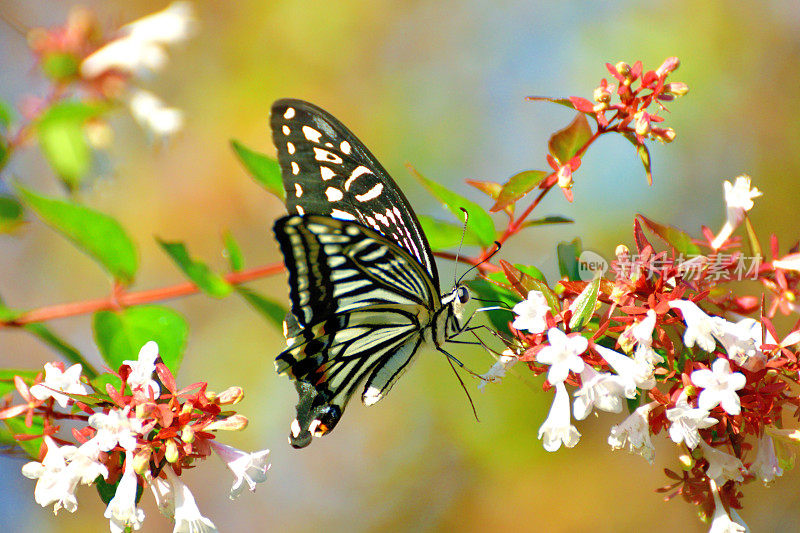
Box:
[274,215,440,447]
[271,99,439,284]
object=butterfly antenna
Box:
[453,207,470,286]
[456,241,502,286]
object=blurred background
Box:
[2,0,800,531]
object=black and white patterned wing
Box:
[274,215,441,448]
[270,99,439,284]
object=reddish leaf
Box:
[548,113,592,165]
[490,170,548,212]
[569,97,595,113]
[633,218,650,254]
[638,215,701,256]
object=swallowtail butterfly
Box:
[271,99,470,448]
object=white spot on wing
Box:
[291,162,299,175]
[340,141,351,154]
[283,107,296,119]
[296,205,305,215]
[355,183,384,202]
[325,187,344,201]
[282,125,290,135]
[331,209,356,221]
[345,166,372,191]
[363,386,382,406]
[287,142,295,154]
[313,148,342,164]
[320,167,336,181]
[295,183,303,197]
[302,126,323,143]
[291,419,301,437]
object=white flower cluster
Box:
[20,342,270,533]
[80,2,197,139]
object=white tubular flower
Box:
[124,341,161,398]
[163,467,218,533]
[80,2,197,78]
[665,392,718,449]
[89,406,143,452]
[709,479,747,533]
[751,433,783,484]
[477,349,517,391]
[700,440,745,484]
[29,363,89,408]
[536,328,587,385]
[64,439,108,485]
[122,1,197,45]
[105,452,145,533]
[21,436,80,514]
[80,37,168,77]
[691,359,746,416]
[537,382,581,452]
[619,310,656,351]
[713,318,769,372]
[711,175,762,250]
[511,290,550,333]
[209,441,271,499]
[669,300,725,352]
[572,366,628,420]
[128,89,184,139]
[608,402,656,464]
[773,252,800,272]
[593,344,655,392]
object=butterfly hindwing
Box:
[274,215,440,447]
[270,99,439,284]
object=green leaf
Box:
[744,216,762,259]
[15,184,138,284]
[236,287,287,329]
[568,277,600,330]
[0,98,13,129]
[91,373,122,396]
[158,239,233,298]
[638,215,701,256]
[93,305,188,374]
[0,369,40,397]
[223,230,244,272]
[520,215,573,229]
[41,52,80,81]
[548,112,592,165]
[23,323,96,378]
[557,239,582,281]
[418,215,481,251]
[491,170,549,212]
[3,416,44,459]
[411,168,496,247]
[0,195,24,233]
[36,101,105,188]
[466,278,518,336]
[231,139,284,200]
[623,132,653,185]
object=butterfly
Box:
[271,99,471,448]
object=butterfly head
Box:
[443,284,470,339]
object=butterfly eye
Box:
[457,287,470,304]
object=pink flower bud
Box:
[216,386,244,405]
[206,414,249,432]
[665,82,689,96]
[656,57,680,77]
[557,166,573,189]
[634,111,651,136]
